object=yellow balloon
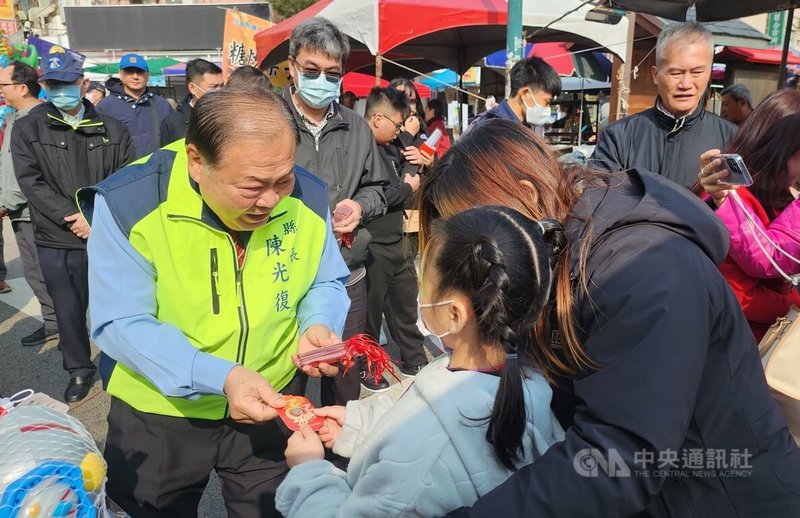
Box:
[81,452,106,492]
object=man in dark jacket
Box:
[160,59,222,146]
[0,61,58,346]
[593,22,736,188]
[284,17,388,406]
[12,52,135,402]
[96,53,173,159]
[362,87,428,391]
[467,57,560,134]
[446,167,800,517]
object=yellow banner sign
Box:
[222,9,273,82]
[0,0,15,21]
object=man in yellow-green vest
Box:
[79,87,351,517]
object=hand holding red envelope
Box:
[296,334,400,385]
[276,396,326,432]
[333,205,355,247]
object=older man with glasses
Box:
[283,17,390,407]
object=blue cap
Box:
[119,53,148,72]
[39,52,84,82]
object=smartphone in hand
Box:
[715,154,753,187]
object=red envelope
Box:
[276,395,325,432]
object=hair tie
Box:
[506,353,518,360]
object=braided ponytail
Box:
[469,237,526,470]
[431,206,556,470]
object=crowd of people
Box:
[1,13,800,518]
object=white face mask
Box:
[418,300,454,353]
[522,92,553,126]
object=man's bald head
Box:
[186,87,300,168]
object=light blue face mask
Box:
[295,68,342,109]
[46,83,82,111]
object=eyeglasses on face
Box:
[376,113,404,131]
[290,56,342,83]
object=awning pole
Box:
[577,78,584,146]
[778,6,795,90]
[505,0,523,98]
[375,54,383,86]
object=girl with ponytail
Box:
[420,118,800,517]
[276,206,565,517]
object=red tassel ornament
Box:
[297,334,401,384]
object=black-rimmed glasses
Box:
[377,113,404,131]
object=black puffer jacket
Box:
[11,100,135,248]
[453,169,800,517]
[592,100,736,188]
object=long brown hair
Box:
[725,90,800,218]
[418,118,600,381]
[742,113,800,218]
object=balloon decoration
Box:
[0,31,38,69]
[0,405,110,518]
[0,31,40,133]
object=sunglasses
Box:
[290,57,343,84]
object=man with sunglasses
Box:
[284,17,389,407]
[160,59,222,146]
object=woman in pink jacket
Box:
[699,91,800,339]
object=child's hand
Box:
[314,405,346,448]
[285,425,325,468]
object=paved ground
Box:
[0,220,435,516]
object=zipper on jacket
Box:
[167,214,251,418]
[210,248,220,315]
[229,237,251,420]
[231,240,250,368]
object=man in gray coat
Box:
[284,17,389,404]
[0,61,58,346]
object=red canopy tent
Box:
[342,72,431,98]
[528,42,576,76]
[716,46,800,66]
[255,0,627,75]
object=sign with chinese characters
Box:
[767,10,787,47]
[222,9,273,82]
[265,60,291,90]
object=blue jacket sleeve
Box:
[87,195,237,398]
[296,209,351,336]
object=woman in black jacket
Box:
[420,119,800,517]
